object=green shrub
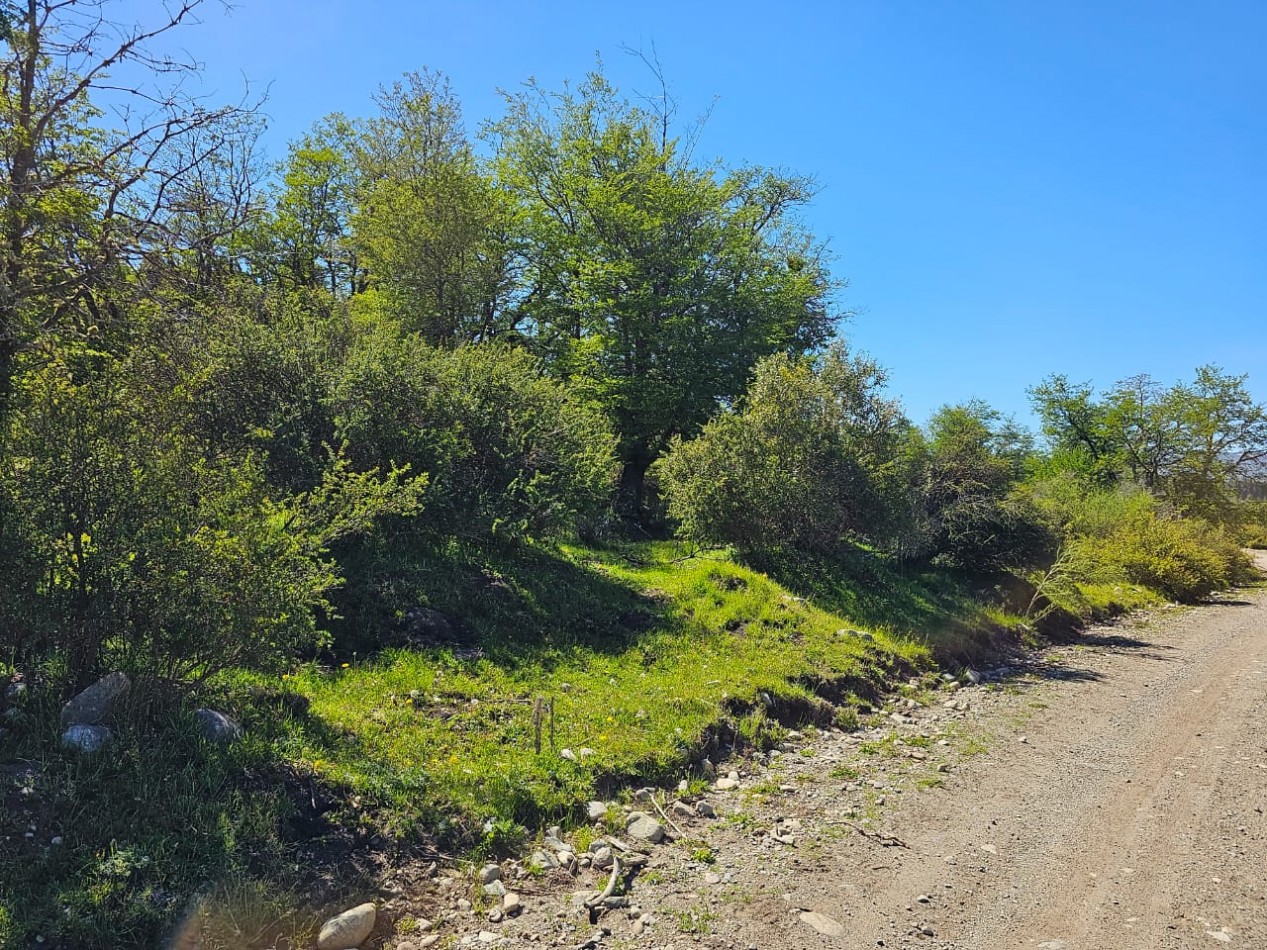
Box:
[922,402,1053,571]
[1083,513,1250,602]
[0,337,421,684]
[330,327,618,537]
[657,346,918,557]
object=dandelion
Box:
[340,662,350,669]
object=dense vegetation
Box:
[0,3,1264,946]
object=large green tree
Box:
[491,70,837,511]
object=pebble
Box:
[587,801,608,821]
[480,864,501,884]
[503,892,522,916]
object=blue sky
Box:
[115,0,1265,424]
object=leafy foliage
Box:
[658,345,918,556]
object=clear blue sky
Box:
[117,0,1266,425]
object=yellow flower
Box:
[313,760,323,769]
[340,662,350,668]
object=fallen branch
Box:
[583,855,621,910]
[651,797,686,839]
[831,820,910,848]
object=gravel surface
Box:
[385,553,1267,950]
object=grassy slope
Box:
[0,539,1156,947]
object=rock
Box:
[696,800,717,818]
[704,872,722,885]
[701,758,717,779]
[714,777,739,791]
[799,911,846,937]
[4,682,27,704]
[529,850,556,870]
[586,801,608,821]
[592,846,614,870]
[418,938,440,949]
[456,898,472,911]
[479,864,501,884]
[545,835,573,853]
[671,800,694,818]
[963,669,982,685]
[316,902,376,950]
[60,672,130,727]
[503,892,522,916]
[625,811,666,843]
[487,908,503,923]
[483,880,506,898]
[193,708,241,743]
[560,748,577,761]
[61,724,112,753]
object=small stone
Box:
[61,724,111,753]
[60,672,130,727]
[587,801,608,821]
[316,902,376,950]
[917,894,931,903]
[418,938,440,949]
[560,748,577,761]
[503,892,522,916]
[487,909,503,923]
[799,911,846,937]
[457,898,472,911]
[592,846,614,870]
[483,880,506,898]
[704,872,722,885]
[715,778,739,791]
[625,811,666,843]
[671,800,694,818]
[480,863,502,884]
[963,669,981,685]
[476,931,499,943]
[696,800,717,818]
[50,836,62,846]
[193,708,241,744]
[545,835,573,853]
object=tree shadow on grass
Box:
[743,545,1003,662]
[331,534,686,667]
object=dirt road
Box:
[688,553,1267,950]
[402,558,1267,950]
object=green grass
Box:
[0,537,1048,947]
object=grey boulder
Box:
[193,708,241,744]
[60,672,130,727]
[316,902,376,950]
[62,724,112,753]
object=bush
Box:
[1021,474,1256,601]
[922,402,1052,571]
[0,331,421,684]
[1082,512,1250,602]
[657,347,918,557]
[330,326,618,537]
